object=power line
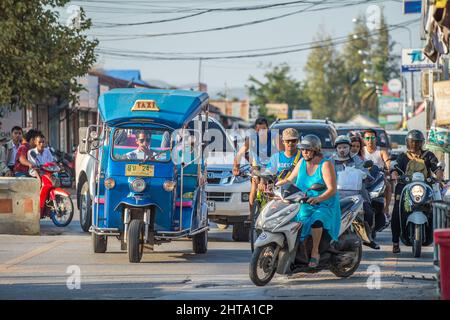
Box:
[95,20,418,61]
[95,0,387,41]
[92,1,319,28]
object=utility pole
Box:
[198,58,202,91]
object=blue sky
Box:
[66,0,422,90]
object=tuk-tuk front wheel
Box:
[193,230,208,254]
[92,233,107,253]
[128,219,144,263]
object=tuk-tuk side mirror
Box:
[78,127,89,154]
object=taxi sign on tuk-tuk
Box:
[80,88,210,263]
[131,100,159,112]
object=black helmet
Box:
[299,134,321,152]
[334,135,352,148]
[405,130,425,143]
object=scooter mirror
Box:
[363,160,373,168]
[309,183,326,192]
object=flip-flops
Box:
[308,256,319,268]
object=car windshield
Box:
[389,133,407,145]
[112,128,171,162]
[276,127,334,149]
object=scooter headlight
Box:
[411,184,426,203]
[130,178,146,193]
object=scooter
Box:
[249,182,365,286]
[390,163,442,257]
[31,162,74,227]
[49,147,74,188]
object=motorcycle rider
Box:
[348,131,365,160]
[390,129,444,253]
[233,117,274,221]
[331,135,380,250]
[363,129,392,227]
[277,134,341,268]
[263,128,301,180]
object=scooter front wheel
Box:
[412,223,422,258]
[51,194,74,227]
[249,243,278,286]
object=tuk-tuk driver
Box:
[126,132,152,160]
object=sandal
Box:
[393,243,400,254]
[308,256,320,268]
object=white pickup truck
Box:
[75,117,252,240]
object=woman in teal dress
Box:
[276,134,341,268]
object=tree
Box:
[247,64,310,123]
[339,15,373,121]
[304,31,344,120]
[0,0,98,110]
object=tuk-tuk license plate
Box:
[207,201,215,212]
[125,164,154,177]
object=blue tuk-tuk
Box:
[78,88,209,263]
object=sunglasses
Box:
[138,138,147,143]
[364,136,376,141]
[283,139,298,144]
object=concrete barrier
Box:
[0,177,41,235]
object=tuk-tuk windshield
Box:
[112,128,171,162]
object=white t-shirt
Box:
[27,147,54,167]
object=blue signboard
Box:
[404,0,422,14]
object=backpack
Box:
[405,151,429,179]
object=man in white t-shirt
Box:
[27,133,54,182]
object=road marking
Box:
[0,240,67,273]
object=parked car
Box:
[336,125,391,152]
[387,130,408,155]
[270,119,338,158]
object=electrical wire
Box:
[95,20,418,61]
[95,0,388,41]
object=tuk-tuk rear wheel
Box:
[193,230,208,254]
[128,219,144,263]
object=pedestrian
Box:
[0,126,23,176]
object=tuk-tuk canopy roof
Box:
[98,88,209,128]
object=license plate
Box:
[207,201,215,212]
[125,164,154,177]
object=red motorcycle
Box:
[33,162,74,227]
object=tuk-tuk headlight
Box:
[104,178,115,189]
[131,178,146,193]
[411,184,425,203]
[163,181,176,192]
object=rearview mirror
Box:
[363,160,373,168]
[78,126,101,154]
[78,127,89,154]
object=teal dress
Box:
[294,158,341,241]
